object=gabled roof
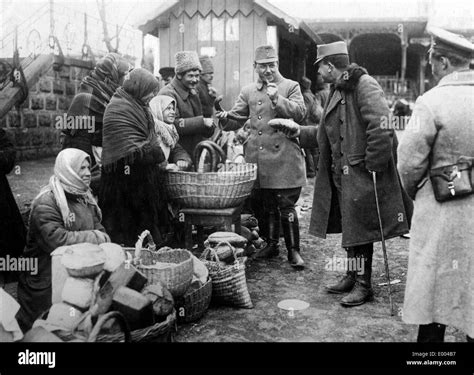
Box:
[135,0,303,37]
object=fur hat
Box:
[175,51,202,74]
[199,55,214,74]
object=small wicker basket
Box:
[175,277,212,324]
[135,249,193,298]
[164,162,257,209]
[123,231,194,298]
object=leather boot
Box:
[281,216,304,269]
[417,323,446,343]
[340,244,374,307]
[255,212,280,259]
[326,247,356,294]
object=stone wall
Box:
[1,60,93,161]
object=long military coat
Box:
[299,64,411,247]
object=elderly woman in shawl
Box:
[61,53,131,193]
[149,95,192,171]
[16,148,110,332]
[99,68,171,247]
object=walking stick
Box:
[371,171,395,316]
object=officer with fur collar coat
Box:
[273,41,412,306]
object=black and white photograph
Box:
[0,0,473,370]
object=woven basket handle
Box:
[201,240,237,268]
[134,230,156,260]
[214,241,238,263]
[87,311,131,343]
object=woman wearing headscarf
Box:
[61,53,131,193]
[100,68,170,247]
[16,148,110,332]
[149,95,192,171]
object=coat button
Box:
[259,146,263,150]
[258,115,262,120]
[258,101,262,105]
[340,135,344,140]
[258,131,262,135]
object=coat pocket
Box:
[347,154,365,166]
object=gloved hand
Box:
[268,118,301,138]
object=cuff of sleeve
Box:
[271,95,280,110]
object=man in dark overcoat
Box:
[216,45,307,268]
[159,51,215,158]
[272,41,411,305]
[197,55,217,118]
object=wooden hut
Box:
[137,0,319,109]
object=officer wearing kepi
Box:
[216,45,307,269]
[270,41,411,305]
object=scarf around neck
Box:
[36,148,101,229]
[149,95,179,150]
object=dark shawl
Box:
[102,68,160,170]
[99,69,168,247]
[62,53,131,155]
[0,129,26,282]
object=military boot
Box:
[417,323,446,343]
[326,247,356,294]
[281,215,304,269]
[255,212,280,259]
[340,244,374,307]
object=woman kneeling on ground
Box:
[16,148,110,332]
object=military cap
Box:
[427,26,474,59]
[255,45,278,64]
[314,41,348,65]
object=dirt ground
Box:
[4,157,467,343]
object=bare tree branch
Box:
[96,0,117,53]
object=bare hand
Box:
[165,163,179,172]
[203,118,214,128]
[266,83,278,103]
[176,160,190,170]
[158,161,168,171]
[215,111,228,120]
[208,86,217,97]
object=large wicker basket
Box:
[164,162,257,209]
[50,309,177,343]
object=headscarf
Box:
[149,95,179,154]
[122,67,160,103]
[102,68,161,170]
[36,148,101,229]
[68,53,132,130]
